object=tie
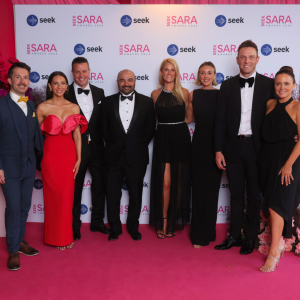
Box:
[239,77,254,88]
[17,96,29,103]
[121,94,134,101]
[78,88,90,95]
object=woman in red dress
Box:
[37,71,88,250]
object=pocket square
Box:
[32,112,36,117]
[98,101,101,104]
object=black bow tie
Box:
[78,88,90,95]
[239,77,255,88]
[121,93,134,101]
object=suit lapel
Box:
[6,94,22,141]
[89,85,99,124]
[251,73,262,122]
[114,93,126,134]
[233,76,242,126]
[127,91,140,133]
[69,82,84,116]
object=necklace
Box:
[162,87,172,93]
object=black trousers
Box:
[226,138,261,240]
[105,154,147,233]
[72,143,105,231]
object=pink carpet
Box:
[0,223,298,300]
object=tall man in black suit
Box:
[214,40,274,254]
[69,57,110,240]
[101,69,156,241]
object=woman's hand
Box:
[278,164,294,186]
[73,160,81,179]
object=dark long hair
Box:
[46,71,69,100]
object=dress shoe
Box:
[19,240,39,256]
[240,240,254,255]
[130,231,142,241]
[215,236,243,250]
[90,223,111,234]
[108,231,122,241]
[7,253,20,271]
[73,230,81,241]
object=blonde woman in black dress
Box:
[149,58,191,238]
[186,62,222,248]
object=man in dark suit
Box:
[214,40,274,254]
[101,69,156,241]
[0,62,43,270]
[69,57,110,240]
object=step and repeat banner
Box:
[1,4,300,236]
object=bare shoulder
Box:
[151,88,162,103]
[266,99,277,113]
[182,88,189,97]
[71,103,80,114]
[189,90,194,102]
[292,99,300,112]
[37,101,49,114]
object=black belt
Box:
[237,135,252,139]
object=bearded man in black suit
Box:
[214,40,274,254]
[101,69,156,241]
[69,57,110,240]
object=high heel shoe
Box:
[260,255,280,273]
[279,246,285,258]
[156,218,167,239]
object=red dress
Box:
[41,114,88,246]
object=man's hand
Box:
[216,152,226,170]
[0,170,5,184]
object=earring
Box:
[50,89,52,91]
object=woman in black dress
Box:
[186,62,223,248]
[259,66,300,272]
[149,58,191,238]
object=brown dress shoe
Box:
[19,240,39,256]
[7,253,20,271]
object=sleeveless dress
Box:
[41,114,88,246]
[259,97,300,238]
[190,89,223,246]
[149,89,191,233]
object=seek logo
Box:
[135,75,149,80]
[167,44,196,56]
[215,15,244,27]
[120,15,150,27]
[261,44,290,56]
[27,15,55,26]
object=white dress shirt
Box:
[238,72,256,135]
[119,91,135,133]
[74,82,93,141]
[10,91,28,116]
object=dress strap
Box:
[277,97,293,107]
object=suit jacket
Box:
[0,94,43,178]
[214,73,274,158]
[101,91,156,167]
[69,82,105,161]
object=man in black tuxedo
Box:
[101,69,156,241]
[69,57,110,240]
[214,40,274,254]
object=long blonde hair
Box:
[159,58,184,103]
[195,61,218,86]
